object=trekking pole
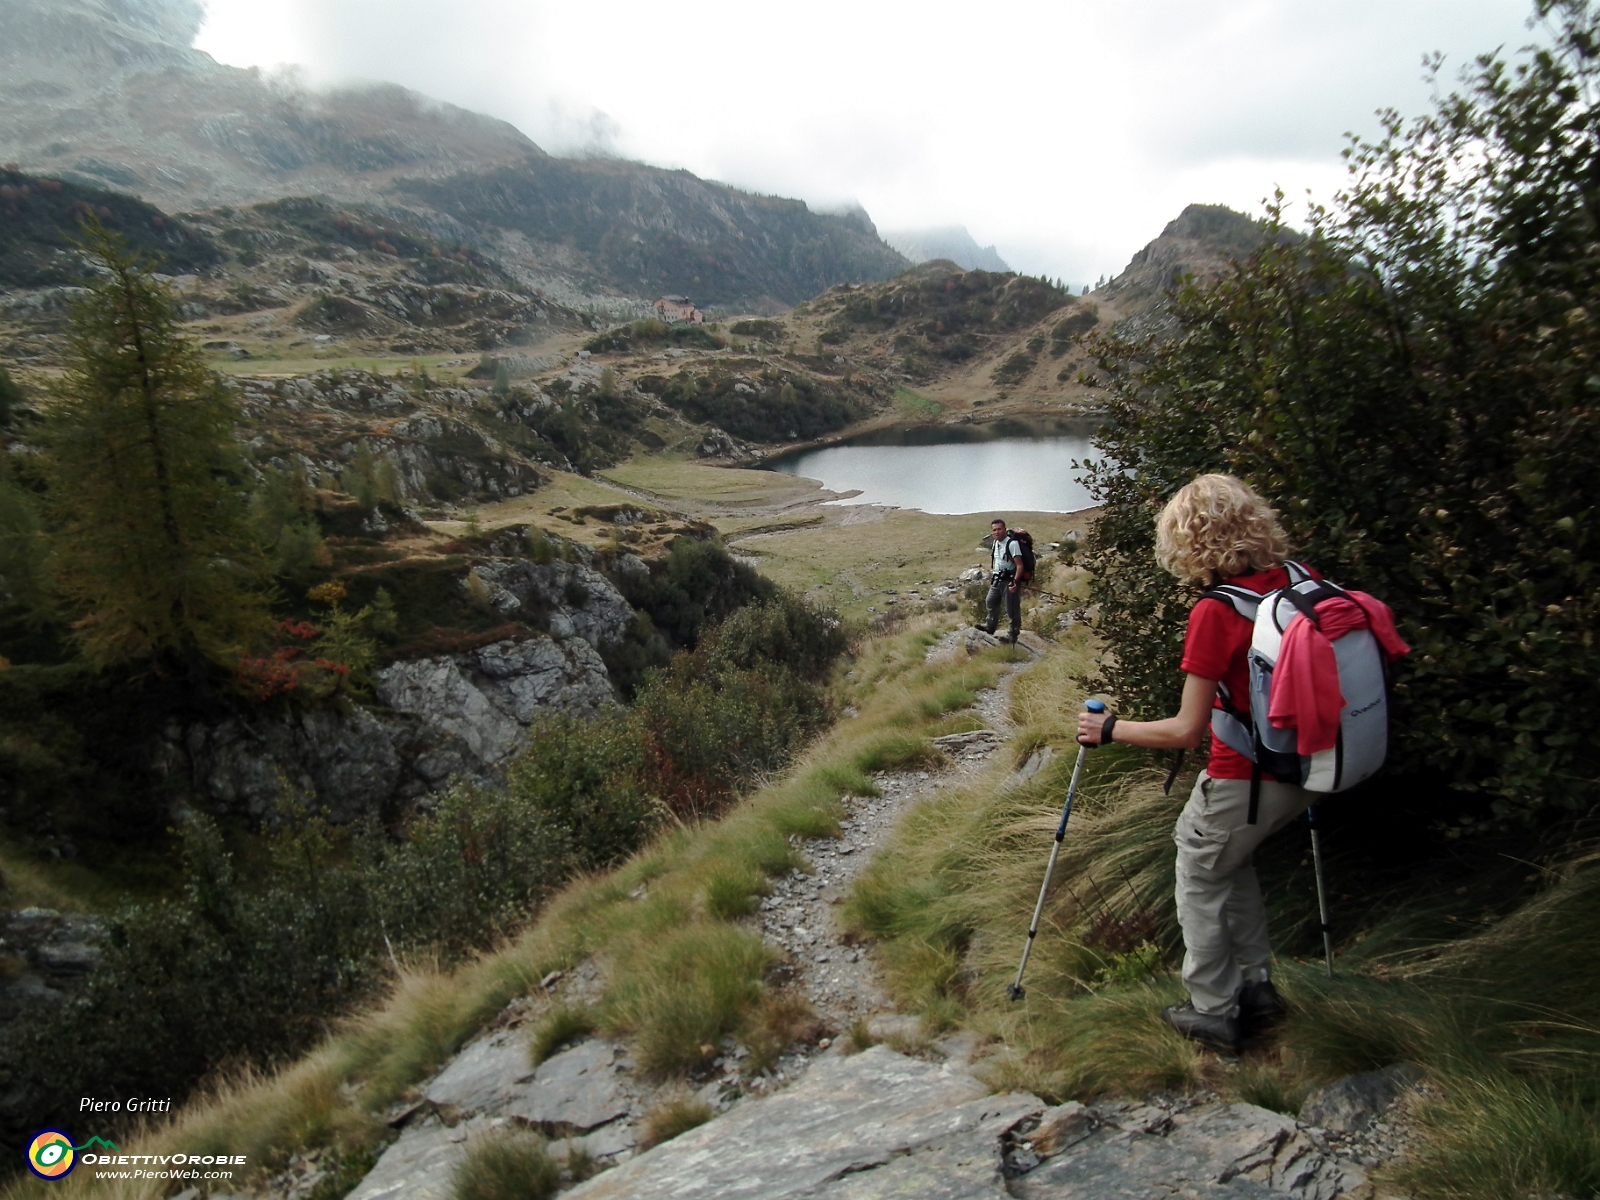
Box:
[1008,698,1104,1002]
[1306,804,1335,977]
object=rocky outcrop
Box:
[374,633,614,766]
[466,559,635,649]
[343,1037,1379,1200]
[235,372,545,505]
[0,908,103,1023]
[177,702,404,824]
[172,560,633,819]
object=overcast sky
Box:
[194,0,1541,287]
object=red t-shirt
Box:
[1180,565,1320,780]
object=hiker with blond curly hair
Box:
[1075,474,1314,1054]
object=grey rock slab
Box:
[931,730,1002,752]
[1299,1064,1424,1133]
[1014,1102,1367,1200]
[505,1038,630,1132]
[346,1118,495,1200]
[423,1029,534,1114]
[1010,745,1056,786]
[803,1096,1030,1199]
[570,1120,639,1159]
[561,1045,1039,1200]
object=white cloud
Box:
[195,0,1540,286]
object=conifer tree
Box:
[40,221,267,675]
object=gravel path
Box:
[756,630,1032,1042]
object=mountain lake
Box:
[762,417,1103,514]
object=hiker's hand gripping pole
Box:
[1008,699,1104,1002]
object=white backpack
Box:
[1203,562,1391,821]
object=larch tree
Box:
[41,220,267,677]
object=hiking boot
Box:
[973,623,996,635]
[1160,1002,1241,1055]
[1238,980,1286,1030]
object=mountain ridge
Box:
[881,225,1011,273]
[0,0,908,309]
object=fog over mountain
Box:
[881,227,1011,274]
[191,0,1539,284]
[0,0,909,308]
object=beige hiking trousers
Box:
[1173,772,1312,1016]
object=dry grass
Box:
[639,1095,716,1149]
[599,457,822,507]
[741,992,822,1075]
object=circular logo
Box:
[27,1130,76,1180]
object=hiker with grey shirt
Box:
[978,518,1023,644]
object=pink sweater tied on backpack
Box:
[1268,593,1410,756]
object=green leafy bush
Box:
[506,713,653,870]
[1080,6,1600,829]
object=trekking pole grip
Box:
[1081,698,1107,749]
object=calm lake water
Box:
[763,418,1102,514]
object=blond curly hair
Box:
[1155,474,1290,584]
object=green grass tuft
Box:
[527,1005,598,1067]
[704,864,766,920]
[603,924,773,1077]
[451,1130,560,1200]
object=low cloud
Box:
[196,0,1540,285]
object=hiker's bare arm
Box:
[1075,674,1217,749]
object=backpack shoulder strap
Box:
[1200,584,1262,622]
[1283,560,1312,585]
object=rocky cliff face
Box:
[881,225,1012,273]
[168,553,639,823]
[1101,203,1275,339]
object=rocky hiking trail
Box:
[300,629,1418,1200]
